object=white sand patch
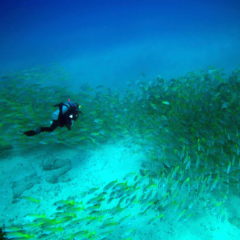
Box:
[0,154,37,215]
[171,214,240,240]
[0,138,144,225]
[71,138,143,185]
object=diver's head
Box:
[69,103,82,120]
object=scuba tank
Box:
[52,105,68,120]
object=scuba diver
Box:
[24,100,82,136]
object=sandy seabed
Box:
[0,138,240,240]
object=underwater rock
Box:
[0,144,13,159]
[44,164,72,184]
[42,156,70,171]
[0,144,12,152]
[41,157,72,184]
[11,173,41,202]
[227,195,240,228]
[229,217,240,229]
[0,227,8,240]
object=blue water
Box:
[1,2,240,238]
[1,0,240,88]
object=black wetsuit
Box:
[24,101,81,136]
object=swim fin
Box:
[23,130,37,136]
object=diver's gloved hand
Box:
[24,128,41,136]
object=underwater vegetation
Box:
[1,66,240,238]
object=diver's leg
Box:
[24,121,58,136]
[39,121,59,132]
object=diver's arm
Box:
[65,119,73,130]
